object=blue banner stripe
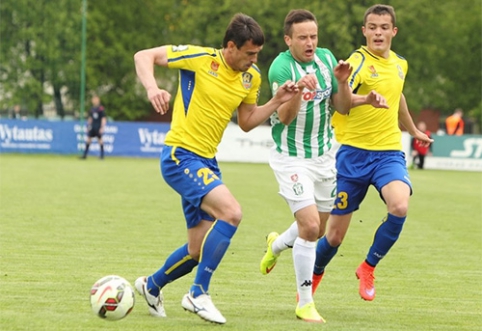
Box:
[0,119,170,157]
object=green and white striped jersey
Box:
[269,48,338,158]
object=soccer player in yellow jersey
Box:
[315,4,433,302]
[132,13,299,324]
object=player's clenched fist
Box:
[148,88,171,115]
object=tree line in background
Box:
[1,0,481,130]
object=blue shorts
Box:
[161,145,223,228]
[331,145,412,215]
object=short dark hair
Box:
[364,4,396,26]
[222,13,265,48]
[283,9,317,37]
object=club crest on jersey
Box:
[211,61,219,71]
[208,61,219,77]
[397,65,405,80]
[242,72,253,89]
[369,65,378,78]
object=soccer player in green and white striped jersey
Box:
[259,9,387,323]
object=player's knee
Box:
[225,208,242,226]
[218,203,242,227]
[297,220,320,241]
[388,202,408,217]
[326,229,345,247]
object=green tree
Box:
[1,0,480,128]
[83,0,177,120]
[392,0,481,115]
[0,0,81,118]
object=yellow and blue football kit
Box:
[332,46,411,216]
[162,44,261,226]
[316,46,413,281]
[147,45,262,300]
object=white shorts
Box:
[269,148,337,214]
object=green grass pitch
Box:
[0,154,481,330]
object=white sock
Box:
[292,237,316,307]
[272,221,298,255]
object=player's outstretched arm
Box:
[350,91,389,109]
[398,93,418,135]
[334,90,388,115]
[399,93,433,145]
[331,60,353,114]
[275,74,318,126]
[237,81,299,132]
[134,46,171,115]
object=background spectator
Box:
[445,108,464,135]
[411,121,432,169]
[10,105,21,119]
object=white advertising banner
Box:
[217,123,273,163]
[217,123,412,165]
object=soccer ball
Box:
[90,275,135,321]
